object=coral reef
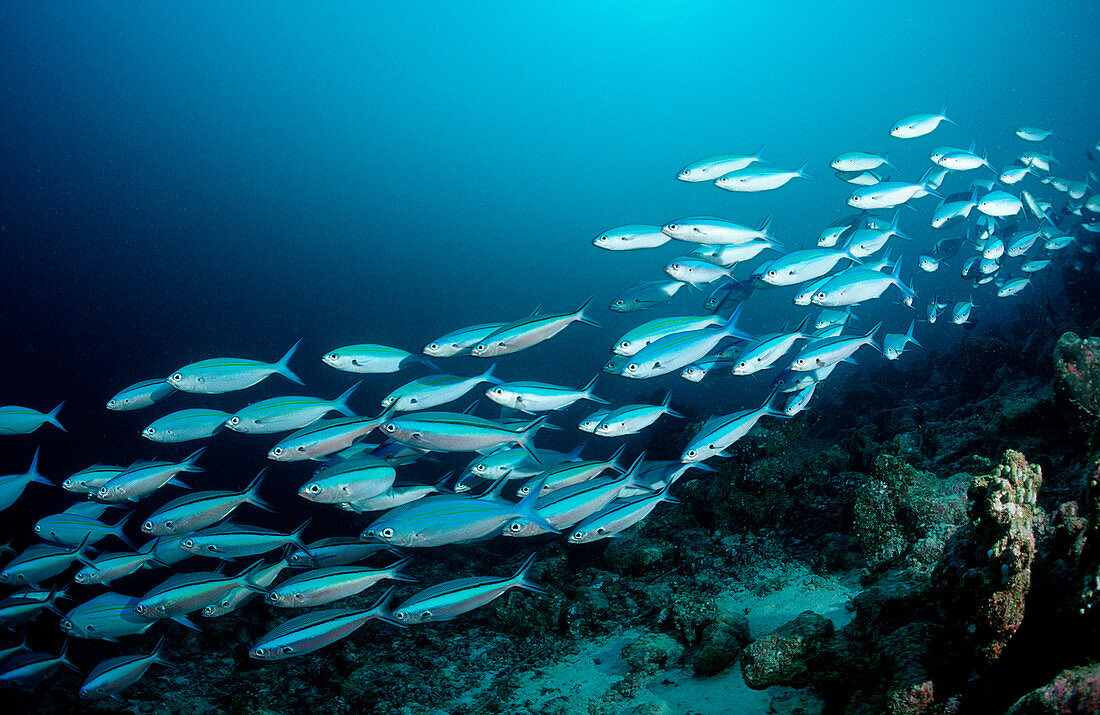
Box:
[740,611,834,690]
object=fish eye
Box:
[143,427,155,435]
[384,424,396,433]
[182,539,194,549]
[395,611,406,620]
[494,389,503,395]
[670,264,680,270]
[309,485,321,493]
[328,353,338,360]
[171,373,182,381]
[572,532,583,540]
[626,364,637,371]
[254,648,266,657]
[668,224,678,230]
[60,618,71,629]
[614,300,624,306]
[143,521,154,531]
[133,605,144,615]
[380,528,394,539]
[429,343,438,350]
[33,525,40,532]
[687,450,697,458]
[107,400,116,407]
[816,292,826,299]
[509,522,523,532]
[767,270,776,277]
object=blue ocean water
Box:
[0,1,1098,710]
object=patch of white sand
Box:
[718,564,861,636]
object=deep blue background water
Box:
[0,1,1097,481]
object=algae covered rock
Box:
[740,610,834,690]
[621,632,684,675]
[933,449,1042,666]
[1053,331,1100,419]
[691,611,751,676]
[1005,663,1100,714]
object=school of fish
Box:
[0,106,1097,699]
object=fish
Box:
[665,256,734,286]
[681,355,736,382]
[621,307,750,379]
[516,445,627,497]
[61,464,126,494]
[677,147,765,182]
[0,402,65,435]
[834,169,883,185]
[848,169,939,209]
[473,298,600,355]
[831,151,895,172]
[661,216,773,245]
[178,521,312,561]
[227,382,360,434]
[0,539,94,585]
[976,190,1023,217]
[298,456,396,505]
[578,409,611,433]
[681,394,785,462]
[918,255,940,272]
[997,278,1031,298]
[423,322,507,357]
[612,315,723,356]
[1016,126,1056,142]
[0,447,53,512]
[322,344,437,374]
[609,280,688,312]
[757,248,859,286]
[732,316,814,375]
[392,554,545,624]
[889,102,955,138]
[810,261,915,307]
[691,239,782,266]
[845,211,908,258]
[73,549,161,586]
[1044,235,1075,251]
[595,392,684,437]
[142,408,233,443]
[591,224,672,250]
[107,379,175,411]
[937,148,993,172]
[379,411,551,462]
[249,587,402,660]
[286,538,397,568]
[202,559,290,617]
[714,161,812,192]
[931,189,978,229]
[1021,259,1051,273]
[382,365,501,412]
[268,411,392,461]
[882,320,923,360]
[780,382,818,416]
[0,586,67,628]
[148,534,197,568]
[951,298,975,325]
[168,340,303,394]
[814,308,853,331]
[142,471,273,535]
[60,592,156,641]
[567,482,679,543]
[79,636,172,700]
[485,376,608,413]
[33,511,134,549]
[998,166,1032,184]
[789,323,882,371]
[97,448,206,503]
[818,215,861,248]
[361,480,558,547]
[266,557,415,608]
[135,561,269,618]
[0,641,79,690]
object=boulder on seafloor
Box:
[740,610,835,690]
[621,632,684,675]
[933,449,1042,667]
[1005,663,1100,714]
[1053,331,1100,422]
[691,611,752,676]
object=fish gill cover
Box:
[0,2,1098,713]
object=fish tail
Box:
[751,144,765,161]
[565,442,586,461]
[907,321,924,350]
[112,511,137,549]
[46,401,66,432]
[607,443,628,472]
[181,447,207,473]
[369,585,406,627]
[757,214,773,238]
[334,381,361,416]
[795,159,814,180]
[57,638,80,674]
[414,355,442,372]
[622,451,647,486]
[662,390,685,419]
[940,100,956,125]
[243,470,276,512]
[581,375,609,404]
[572,295,602,328]
[723,303,751,340]
[388,555,418,582]
[515,416,551,464]
[511,553,548,594]
[171,615,201,631]
[238,559,270,594]
[27,446,52,486]
[482,362,504,385]
[883,152,897,171]
[151,635,175,668]
[290,518,312,555]
[276,338,305,386]
[514,477,560,533]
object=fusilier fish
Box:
[142,408,233,443]
[594,393,683,437]
[0,402,65,435]
[677,147,765,181]
[423,322,506,357]
[889,102,955,138]
[612,315,723,356]
[268,411,391,461]
[97,448,205,503]
[473,298,600,356]
[661,216,773,245]
[881,321,923,360]
[591,224,671,250]
[382,365,501,412]
[107,379,175,411]
[266,558,415,608]
[227,383,360,434]
[609,280,688,312]
[392,555,544,624]
[249,588,402,660]
[79,637,171,700]
[831,151,895,172]
[322,344,436,373]
[141,471,273,536]
[168,340,302,394]
[714,161,811,192]
[485,376,608,413]
[0,447,52,512]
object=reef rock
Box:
[933,449,1042,667]
[1053,331,1100,421]
[1005,663,1100,714]
[740,610,834,690]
